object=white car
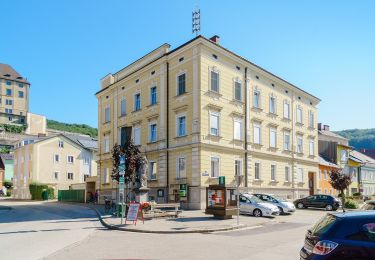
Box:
[253,193,296,214]
[239,194,280,217]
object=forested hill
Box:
[335,128,375,150]
[47,120,97,137]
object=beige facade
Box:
[12,134,97,199]
[96,36,320,209]
[25,112,47,136]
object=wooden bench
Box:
[150,203,181,218]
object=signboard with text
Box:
[125,202,144,225]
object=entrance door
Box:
[308,172,314,195]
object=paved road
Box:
[0,200,101,260]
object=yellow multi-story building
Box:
[12,133,98,199]
[96,35,320,209]
[0,64,29,125]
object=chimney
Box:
[361,148,366,153]
[318,123,322,130]
[323,125,330,131]
[209,35,220,44]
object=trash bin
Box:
[117,203,125,217]
[42,189,48,201]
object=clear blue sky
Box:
[1,0,374,131]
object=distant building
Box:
[0,154,14,182]
[12,133,98,199]
[360,148,375,160]
[351,150,375,197]
[318,156,338,196]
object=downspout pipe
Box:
[166,62,170,202]
[244,67,248,188]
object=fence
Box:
[58,189,85,203]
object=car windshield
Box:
[246,195,263,203]
[310,214,337,236]
[272,195,286,202]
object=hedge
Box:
[29,183,54,200]
[344,199,359,209]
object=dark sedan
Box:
[300,211,375,259]
[294,195,341,211]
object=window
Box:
[309,111,314,128]
[54,172,59,180]
[134,93,141,111]
[5,108,12,114]
[5,99,12,105]
[18,83,23,88]
[271,165,276,181]
[254,162,260,180]
[104,134,110,153]
[149,123,157,142]
[54,154,59,163]
[309,139,315,156]
[340,150,348,162]
[253,123,261,144]
[18,91,24,98]
[296,107,303,123]
[269,96,276,114]
[235,159,242,176]
[283,101,290,119]
[297,168,304,183]
[324,170,328,180]
[285,166,290,182]
[234,81,241,101]
[297,135,303,153]
[210,112,219,136]
[84,157,90,165]
[210,70,219,92]
[6,81,11,86]
[177,157,186,179]
[284,131,291,150]
[177,73,186,95]
[104,106,110,123]
[253,90,260,108]
[211,157,220,177]
[6,89,12,96]
[270,127,277,148]
[58,141,64,148]
[346,223,375,242]
[67,172,74,180]
[177,116,186,137]
[150,86,157,105]
[103,168,110,183]
[67,155,74,164]
[149,161,157,180]
[120,99,126,116]
[234,118,243,140]
[133,127,141,146]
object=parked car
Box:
[360,200,375,211]
[239,194,279,217]
[294,195,341,211]
[253,193,296,214]
[300,211,375,259]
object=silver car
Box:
[239,194,280,217]
[253,193,296,214]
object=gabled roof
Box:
[351,150,375,166]
[319,156,339,168]
[318,129,348,141]
[0,63,29,84]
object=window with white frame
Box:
[308,110,314,128]
[84,157,90,165]
[309,139,315,156]
[271,165,276,181]
[340,150,348,163]
[54,172,59,180]
[270,127,277,148]
[134,93,141,111]
[103,134,110,153]
[285,166,290,182]
[103,168,109,183]
[296,107,303,123]
[235,159,242,176]
[253,123,261,144]
[211,157,220,177]
[67,172,74,180]
[284,131,291,150]
[149,161,157,180]
[254,162,260,180]
[297,168,304,183]
[58,141,64,148]
[104,106,110,123]
[210,111,220,136]
[149,123,157,143]
[54,154,59,163]
[177,115,186,137]
[234,81,241,101]
[234,118,243,140]
[324,170,328,180]
[120,98,126,116]
[133,127,141,146]
[253,90,260,108]
[297,135,303,153]
[269,96,276,114]
[150,86,157,105]
[283,100,290,119]
[177,157,186,179]
[67,155,74,164]
[210,70,219,92]
[177,73,186,95]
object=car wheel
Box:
[253,209,262,217]
[278,206,284,215]
[297,202,304,209]
[325,205,333,211]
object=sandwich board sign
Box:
[125,202,144,225]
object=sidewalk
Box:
[89,204,275,233]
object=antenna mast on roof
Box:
[192,8,201,36]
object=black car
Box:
[300,211,375,259]
[294,195,341,211]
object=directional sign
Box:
[120,155,126,165]
[119,165,125,172]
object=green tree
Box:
[329,169,352,212]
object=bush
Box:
[344,199,359,209]
[47,187,55,199]
[4,181,13,189]
[29,182,49,200]
[352,192,361,197]
[6,190,11,197]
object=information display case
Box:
[205,185,237,219]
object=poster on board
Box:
[126,203,140,222]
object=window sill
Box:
[251,107,263,112]
[103,121,111,125]
[148,178,158,182]
[296,152,304,156]
[207,90,222,97]
[284,181,291,184]
[308,155,316,159]
[147,103,158,108]
[233,138,244,143]
[252,143,263,147]
[297,182,305,185]
[132,109,142,114]
[118,114,127,118]
[253,179,264,182]
[269,147,278,151]
[282,117,291,122]
[175,92,189,98]
[270,180,279,183]
[147,141,158,145]
[175,135,188,139]
[208,134,222,139]
[268,112,278,117]
[296,122,304,127]
[231,99,244,105]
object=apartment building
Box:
[318,156,338,196]
[351,150,375,197]
[0,64,29,125]
[96,35,320,209]
[12,133,97,199]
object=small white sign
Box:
[202,171,209,177]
